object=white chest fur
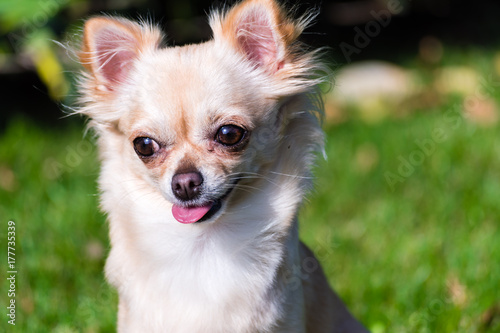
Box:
[101,159,306,332]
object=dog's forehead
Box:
[135,43,247,118]
[126,43,257,139]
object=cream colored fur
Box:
[76,0,368,332]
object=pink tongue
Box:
[172,203,213,224]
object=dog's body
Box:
[77,0,368,331]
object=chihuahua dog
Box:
[77,0,368,331]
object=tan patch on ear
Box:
[80,16,163,92]
[217,0,300,60]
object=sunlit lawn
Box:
[1,51,500,332]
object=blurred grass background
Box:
[1,0,500,332]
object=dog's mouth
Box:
[171,179,239,224]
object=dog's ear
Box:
[212,0,302,73]
[80,17,163,91]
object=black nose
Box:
[171,171,203,201]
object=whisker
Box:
[268,171,313,179]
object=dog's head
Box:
[78,0,323,224]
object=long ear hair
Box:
[76,16,164,127]
[209,0,329,98]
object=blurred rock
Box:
[326,61,416,122]
[402,89,444,113]
[0,165,17,192]
[494,53,500,77]
[419,36,443,65]
[434,66,479,96]
[480,303,500,331]
[332,61,415,103]
[323,99,346,124]
[21,296,34,314]
[354,143,379,174]
[85,240,105,261]
[463,96,498,127]
[446,275,468,308]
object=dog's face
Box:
[79,0,319,224]
[117,47,281,224]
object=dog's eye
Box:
[216,125,246,146]
[133,137,159,157]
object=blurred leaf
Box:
[0,0,63,32]
[25,29,69,100]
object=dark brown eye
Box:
[216,125,246,146]
[133,137,159,157]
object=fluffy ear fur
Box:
[210,0,325,97]
[80,17,163,92]
[211,0,302,72]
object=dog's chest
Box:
[109,239,289,333]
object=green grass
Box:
[300,114,500,332]
[0,119,116,332]
[2,72,500,332]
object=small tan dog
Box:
[77,0,368,331]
